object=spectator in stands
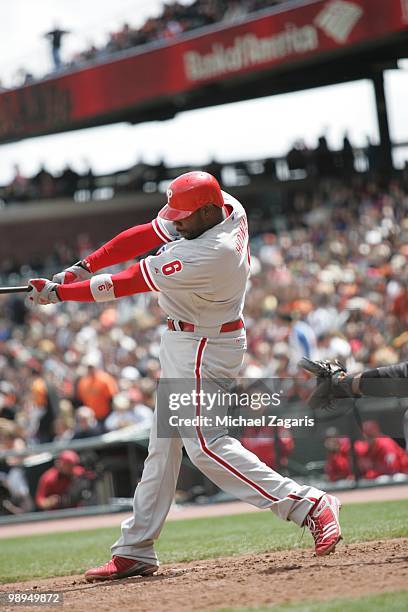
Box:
[366,136,380,173]
[31,165,57,199]
[0,421,33,514]
[58,165,80,197]
[340,133,355,175]
[314,135,335,177]
[357,420,408,479]
[104,393,137,431]
[286,140,308,175]
[28,362,60,444]
[223,0,250,23]
[73,405,103,439]
[0,383,18,421]
[306,296,340,340]
[7,164,30,202]
[263,156,277,178]
[104,391,152,432]
[82,167,96,195]
[324,429,353,482]
[44,26,70,70]
[133,391,154,428]
[277,312,318,373]
[76,360,118,424]
[35,450,90,510]
[53,415,74,441]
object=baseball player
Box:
[27,171,342,581]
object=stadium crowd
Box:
[69,0,283,67]
[0,164,95,205]
[8,0,285,87]
[1,172,408,512]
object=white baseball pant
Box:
[111,328,325,565]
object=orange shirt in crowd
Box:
[31,377,48,407]
[77,369,118,421]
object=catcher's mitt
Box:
[298,357,355,410]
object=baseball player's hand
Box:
[41,495,61,510]
[298,357,355,410]
[26,279,61,307]
[52,260,91,284]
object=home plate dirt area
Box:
[1,538,407,612]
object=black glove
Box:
[298,357,358,410]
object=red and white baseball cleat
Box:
[84,556,157,582]
[305,494,342,556]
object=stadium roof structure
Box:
[0,0,407,167]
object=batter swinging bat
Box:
[0,286,29,295]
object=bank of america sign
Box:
[315,0,363,43]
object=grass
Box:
[219,590,408,612]
[0,499,407,584]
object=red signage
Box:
[0,0,406,143]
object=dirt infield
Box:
[1,538,407,611]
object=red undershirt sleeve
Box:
[35,472,52,507]
[111,263,151,298]
[57,262,151,302]
[85,222,165,272]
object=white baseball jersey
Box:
[143,191,250,327]
[110,189,327,567]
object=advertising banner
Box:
[0,0,406,142]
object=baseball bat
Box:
[0,286,30,295]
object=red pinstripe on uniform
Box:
[153,218,172,243]
[193,338,317,507]
[140,258,160,292]
[193,338,282,502]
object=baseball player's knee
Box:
[184,441,208,468]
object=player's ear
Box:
[202,205,215,218]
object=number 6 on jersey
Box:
[162,260,183,276]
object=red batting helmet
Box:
[158,171,224,221]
